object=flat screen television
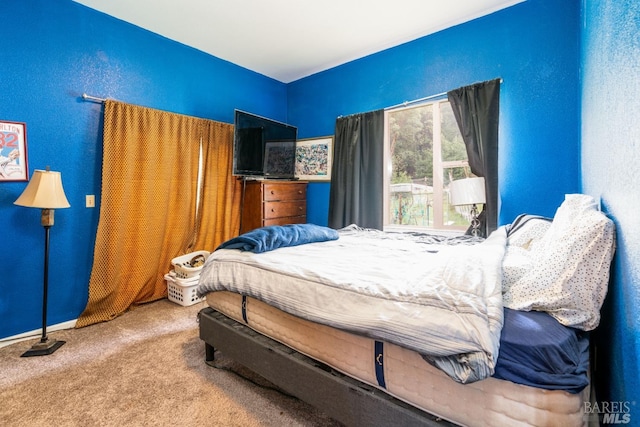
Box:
[233,110,298,179]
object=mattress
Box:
[198,226,507,384]
[207,291,588,427]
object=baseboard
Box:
[0,319,77,349]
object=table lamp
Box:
[449,177,486,237]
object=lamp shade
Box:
[14,169,70,209]
[449,177,486,206]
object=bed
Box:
[196,194,615,426]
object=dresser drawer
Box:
[263,200,306,219]
[263,182,307,202]
[263,216,306,227]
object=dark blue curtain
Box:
[448,79,501,237]
[328,110,384,230]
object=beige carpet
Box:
[0,299,342,427]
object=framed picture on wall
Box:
[0,120,28,182]
[263,140,296,177]
[295,136,333,181]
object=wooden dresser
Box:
[240,180,308,234]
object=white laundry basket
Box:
[165,272,204,307]
[171,250,210,279]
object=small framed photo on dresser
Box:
[295,136,333,182]
[0,120,28,182]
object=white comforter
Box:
[196,225,507,383]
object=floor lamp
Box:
[449,177,486,237]
[15,167,70,357]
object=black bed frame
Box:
[199,307,456,427]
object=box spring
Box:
[201,291,587,427]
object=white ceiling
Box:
[73,0,524,83]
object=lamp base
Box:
[21,339,65,357]
[470,204,481,237]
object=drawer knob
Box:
[270,190,275,195]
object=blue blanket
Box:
[217,224,339,253]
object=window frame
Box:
[383,99,470,234]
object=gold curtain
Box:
[77,100,241,327]
[192,120,242,249]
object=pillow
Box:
[502,215,552,289]
[503,194,616,331]
[506,214,552,249]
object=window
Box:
[384,99,479,232]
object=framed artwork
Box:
[0,120,28,182]
[295,136,333,181]
[263,140,296,177]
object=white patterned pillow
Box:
[502,215,552,288]
[506,214,552,249]
[503,194,616,331]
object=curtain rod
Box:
[337,91,448,118]
[81,93,106,103]
[385,91,447,111]
[384,78,504,111]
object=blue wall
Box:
[289,0,581,227]
[581,0,640,409]
[0,0,287,339]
